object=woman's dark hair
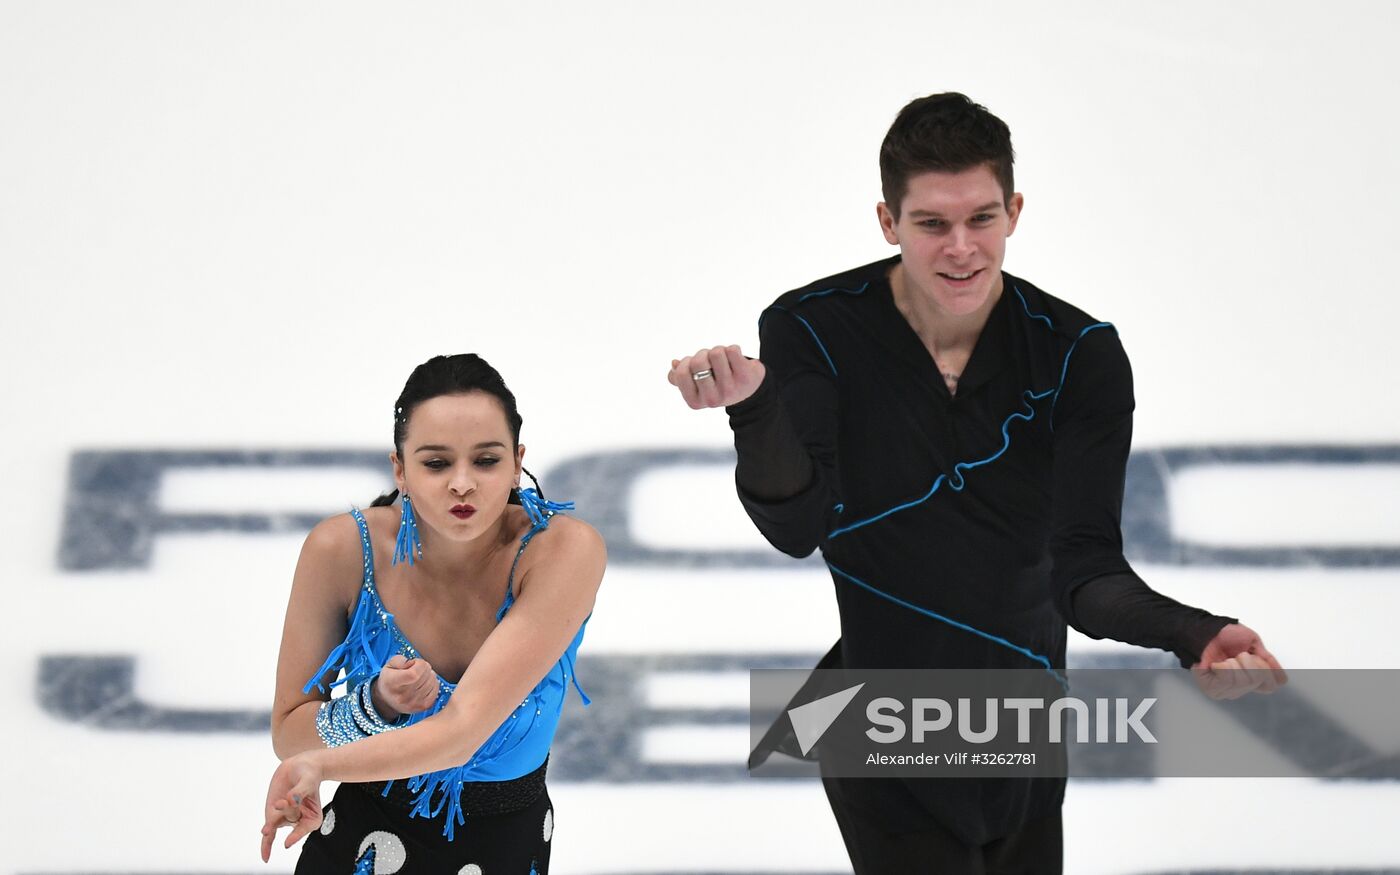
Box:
[369,353,542,507]
[879,92,1015,218]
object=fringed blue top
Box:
[302,498,590,840]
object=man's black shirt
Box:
[728,255,1231,842]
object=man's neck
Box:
[889,262,1002,354]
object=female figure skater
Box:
[261,354,604,873]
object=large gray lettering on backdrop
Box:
[57,445,1400,571]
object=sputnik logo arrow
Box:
[788,682,866,756]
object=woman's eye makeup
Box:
[420,457,500,470]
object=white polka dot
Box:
[357,830,407,873]
[319,807,336,836]
[457,865,483,875]
[542,808,553,842]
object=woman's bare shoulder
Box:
[541,514,604,552]
[297,511,370,591]
[355,503,401,540]
[524,514,606,582]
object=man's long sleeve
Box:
[1069,571,1233,667]
[725,310,840,559]
[1050,328,1233,666]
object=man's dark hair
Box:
[879,92,1015,218]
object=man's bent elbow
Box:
[761,531,820,560]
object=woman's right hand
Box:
[371,655,441,719]
[668,345,766,409]
[261,753,324,862]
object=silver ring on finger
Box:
[692,369,714,381]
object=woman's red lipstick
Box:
[450,504,476,519]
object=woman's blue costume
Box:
[293,493,589,874]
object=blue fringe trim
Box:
[394,656,591,841]
[303,509,400,696]
[302,586,384,695]
[400,706,535,840]
[516,487,575,536]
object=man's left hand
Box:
[1191,623,1288,700]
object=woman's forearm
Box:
[305,691,499,783]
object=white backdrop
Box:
[3,2,1399,872]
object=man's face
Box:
[877,164,1023,317]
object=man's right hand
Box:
[668,345,766,409]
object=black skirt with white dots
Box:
[294,760,554,874]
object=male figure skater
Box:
[667,92,1285,873]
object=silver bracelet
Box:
[315,678,405,747]
[315,691,364,747]
[352,677,403,735]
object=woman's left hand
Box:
[260,753,325,862]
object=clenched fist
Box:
[1191,623,1287,700]
[371,654,441,719]
[668,345,766,409]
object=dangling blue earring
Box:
[393,492,422,566]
